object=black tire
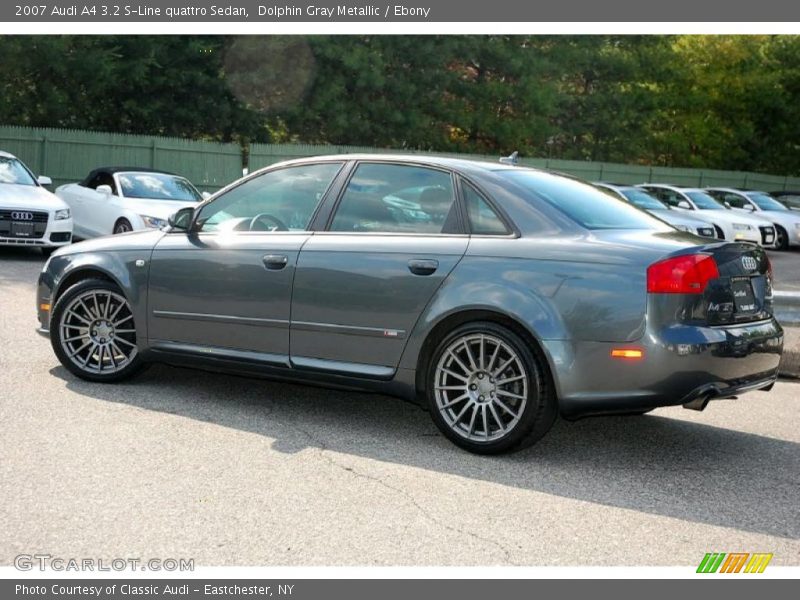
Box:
[113,218,133,234]
[50,278,146,383]
[775,225,789,250]
[425,321,557,454]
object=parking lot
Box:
[1,246,799,566]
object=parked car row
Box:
[0,151,205,254]
[595,182,800,250]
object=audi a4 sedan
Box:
[0,151,73,254]
[36,156,783,454]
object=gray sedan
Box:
[36,156,783,454]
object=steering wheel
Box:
[248,213,289,232]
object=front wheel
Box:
[113,218,133,234]
[50,278,145,382]
[426,322,556,454]
[775,225,789,250]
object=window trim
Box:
[189,160,346,235]
[321,159,466,236]
[457,176,517,238]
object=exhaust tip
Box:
[683,393,713,411]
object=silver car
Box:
[36,156,783,454]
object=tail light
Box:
[647,254,719,294]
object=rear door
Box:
[147,162,344,361]
[289,162,469,376]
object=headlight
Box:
[54,208,70,220]
[732,223,753,231]
[140,215,167,229]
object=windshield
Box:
[686,191,724,210]
[619,188,667,210]
[0,157,37,186]
[747,192,788,211]
[118,172,201,201]
[502,170,668,230]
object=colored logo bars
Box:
[697,552,773,573]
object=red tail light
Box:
[647,254,719,294]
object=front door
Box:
[290,162,469,375]
[147,162,345,363]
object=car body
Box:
[0,151,73,254]
[37,156,783,454]
[56,167,205,239]
[769,190,800,212]
[638,184,776,247]
[594,182,717,238]
[705,188,800,250]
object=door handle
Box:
[408,258,439,276]
[263,254,289,270]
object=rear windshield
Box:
[746,192,788,211]
[501,170,668,230]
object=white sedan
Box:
[56,167,207,238]
[0,150,73,255]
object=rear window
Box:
[501,170,668,230]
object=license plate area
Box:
[11,222,35,237]
[731,276,757,314]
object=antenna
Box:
[499,151,519,165]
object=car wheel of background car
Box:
[426,321,556,454]
[50,278,145,383]
[113,218,132,234]
[713,224,725,240]
[775,225,789,250]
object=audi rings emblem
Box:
[741,256,758,271]
[11,211,34,221]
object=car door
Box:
[147,162,344,363]
[289,161,469,377]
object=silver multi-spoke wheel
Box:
[58,289,138,375]
[434,333,528,442]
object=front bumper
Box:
[551,317,784,417]
[0,216,73,248]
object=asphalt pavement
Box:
[1,247,798,566]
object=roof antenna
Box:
[499,151,519,166]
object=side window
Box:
[330,163,457,234]
[462,181,509,235]
[660,190,684,208]
[88,173,117,195]
[196,163,342,233]
[725,194,747,209]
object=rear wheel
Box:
[426,322,556,454]
[50,278,145,382]
[113,218,133,234]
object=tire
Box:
[425,321,557,454]
[113,219,133,234]
[50,278,145,383]
[775,225,789,250]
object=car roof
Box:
[0,150,19,159]
[270,153,532,175]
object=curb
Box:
[775,291,800,379]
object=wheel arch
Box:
[413,308,560,404]
[53,266,122,306]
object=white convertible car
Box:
[56,167,206,238]
[0,150,73,255]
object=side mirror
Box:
[37,175,52,187]
[724,201,732,209]
[744,203,755,212]
[96,184,113,195]
[168,207,195,231]
[677,200,691,209]
[201,191,211,200]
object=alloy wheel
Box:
[433,333,528,442]
[58,289,138,375]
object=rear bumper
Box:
[550,317,784,417]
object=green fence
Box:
[3,125,800,193]
[0,126,242,193]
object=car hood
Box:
[52,228,167,257]
[647,209,710,229]
[756,210,800,227]
[0,184,68,211]
[118,197,199,219]
[693,209,773,226]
